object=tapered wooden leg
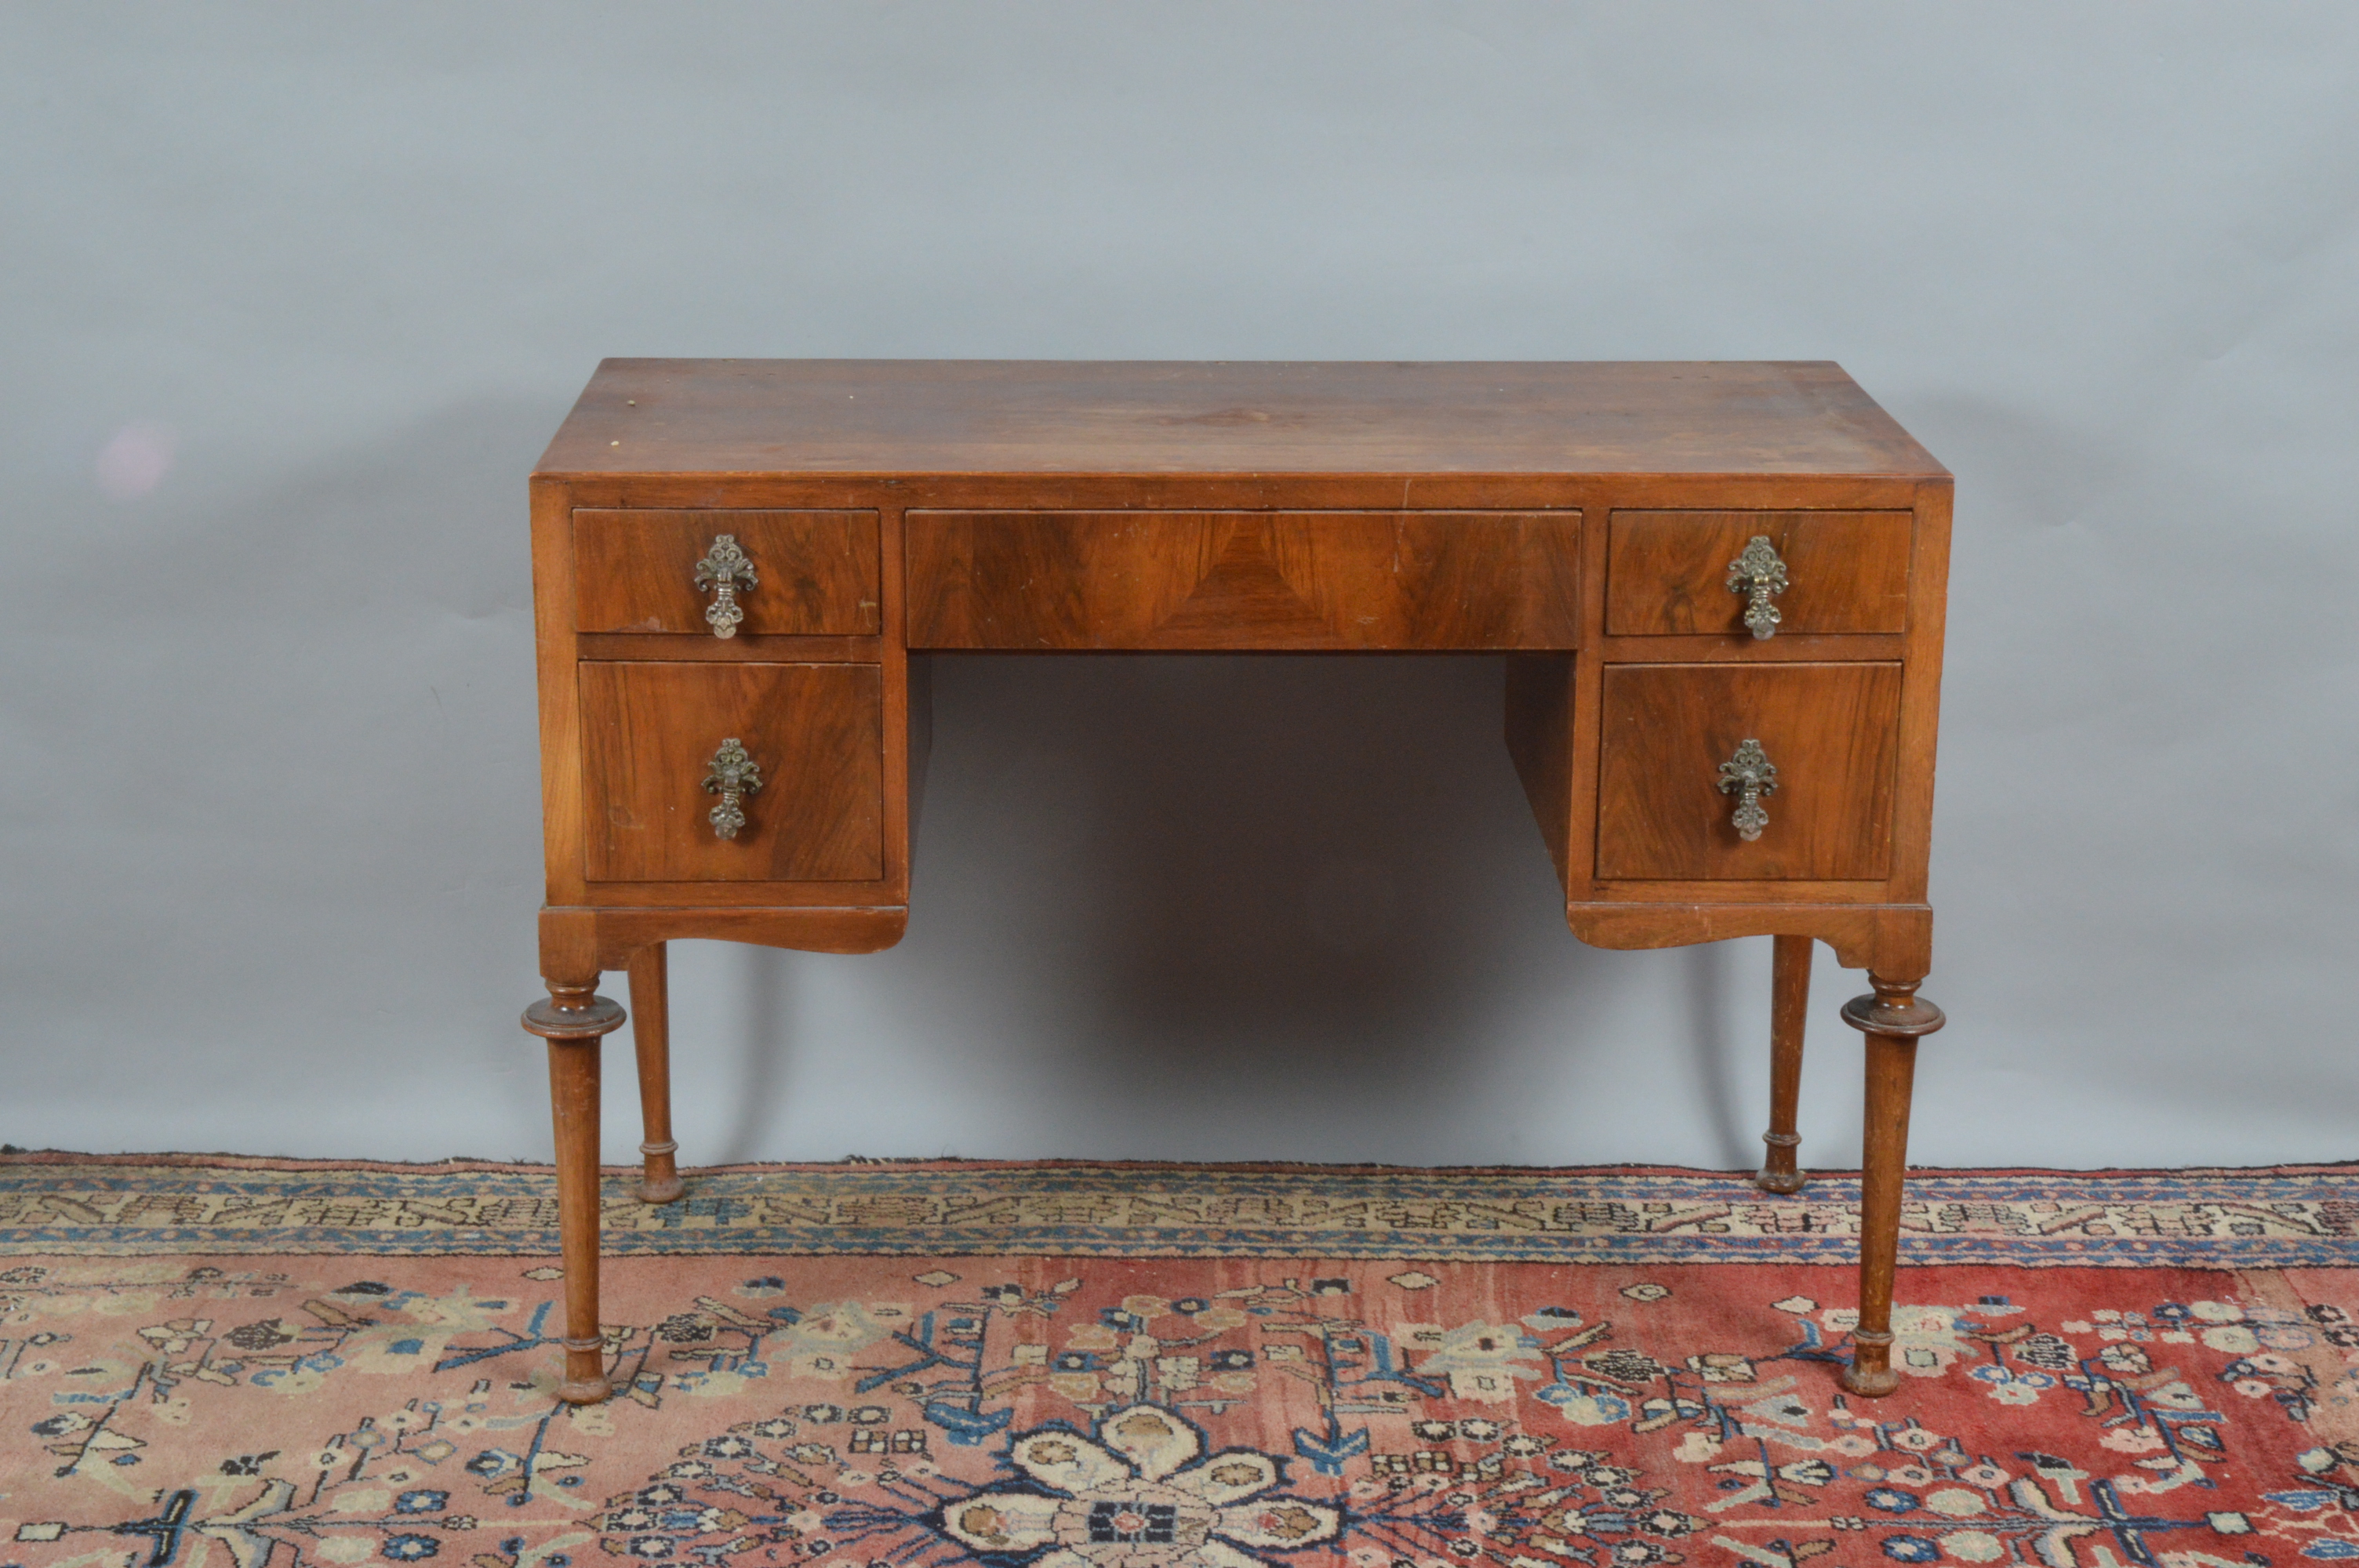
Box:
[1755,935,1812,1194]
[628,944,685,1204]
[522,979,625,1405]
[1837,975,1943,1398]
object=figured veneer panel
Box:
[905,510,1579,649]
[574,510,881,635]
[1596,662,1903,880]
[580,662,882,882]
[1606,510,1911,637]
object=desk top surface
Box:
[537,360,1948,481]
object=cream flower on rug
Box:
[935,1404,1341,1565]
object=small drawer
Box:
[574,510,881,636]
[579,661,883,882]
[1596,662,1902,880]
[1606,510,1910,637]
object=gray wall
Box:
[5,4,2354,1173]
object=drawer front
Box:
[1597,662,1902,880]
[580,662,883,882]
[907,510,1579,649]
[1606,510,1910,637]
[574,510,881,636]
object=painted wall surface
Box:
[3,4,2354,1171]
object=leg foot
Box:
[523,981,625,1405]
[1838,1330,1901,1398]
[557,1333,612,1404]
[1754,1135,1805,1195]
[636,1150,685,1206]
[1754,935,1812,1193]
[628,945,686,1205]
[1839,974,1943,1399]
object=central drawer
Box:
[907,510,1581,649]
[578,661,883,883]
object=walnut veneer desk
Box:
[522,359,1951,1406]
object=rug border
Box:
[5,1149,2357,1181]
[7,1152,2356,1267]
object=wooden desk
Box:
[523,360,1952,1404]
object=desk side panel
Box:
[532,477,589,909]
[1504,655,1576,885]
[1885,477,1952,909]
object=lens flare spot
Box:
[97,421,176,499]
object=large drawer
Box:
[1606,510,1910,637]
[907,510,1580,649]
[579,661,883,882]
[1596,662,1902,880]
[574,510,881,636]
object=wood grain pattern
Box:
[530,478,588,908]
[576,906,908,967]
[1503,655,1576,883]
[574,510,880,635]
[1594,633,1906,663]
[579,662,882,883]
[543,1035,609,1403]
[626,944,683,1204]
[518,966,624,1406]
[538,361,1950,480]
[1559,903,1927,975]
[552,471,1928,517]
[1885,480,1955,906]
[1837,977,1943,1399]
[1843,1028,1917,1398]
[1595,662,1903,880]
[576,633,881,662]
[1756,934,1812,1194]
[1606,510,1912,636]
[907,654,934,858]
[907,511,1580,649]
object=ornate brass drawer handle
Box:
[1725,535,1789,640]
[1717,737,1778,841]
[702,738,763,840]
[693,535,758,638]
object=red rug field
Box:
[3,1156,2356,1568]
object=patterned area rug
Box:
[4,1156,2358,1568]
